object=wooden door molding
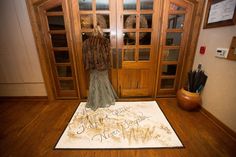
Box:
[26,0,54,100]
[180,0,206,89]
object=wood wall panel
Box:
[0,84,26,96]
[24,83,47,96]
[0,0,47,97]
[0,54,24,83]
[0,83,47,96]
[13,0,44,82]
[180,0,206,88]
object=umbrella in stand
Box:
[188,64,208,93]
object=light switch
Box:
[215,48,229,58]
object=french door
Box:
[38,0,79,98]
[116,0,160,97]
[74,0,161,98]
[72,0,117,98]
[36,0,194,99]
[156,0,193,96]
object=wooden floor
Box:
[0,98,235,157]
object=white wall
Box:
[0,0,47,96]
[193,5,236,132]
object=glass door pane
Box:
[51,34,68,47]
[57,66,72,77]
[80,14,93,29]
[140,14,152,28]
[166,32,182,46]
[161,79,175,89]
[78,0,92,10]
[123,15,136,29]
[47,16,65,30]
[139,32,151,45]
[123,32,136,45]
[124,49,135,61]
[162,49,179,61]
[140,0,153,10]
[168,14,185,29]
[54,51,70,63]
[47,5,63,12]
[123,0,136,10]
[170,3,186,11]
[59,80,75,90]
[162,65,177,75]
[139,48,150,61]
[96,0,109,10]
[96,14,110,28]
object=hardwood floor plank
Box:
[0,99,235,157]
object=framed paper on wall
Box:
[203,0,236,29]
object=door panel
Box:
[119,69,153,97]
[156,0,193,96]
[73,0,117,98]
[28,0,202,99]
[39,0,78,98]
[74,0,160,98]
[74,0,191,98]
[117,0,159,97]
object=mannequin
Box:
[82,25,118,110]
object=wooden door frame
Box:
[26,0,205,100]
[179,0,206,89]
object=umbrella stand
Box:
[177,65,208,111]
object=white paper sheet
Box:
[208,0,236,24]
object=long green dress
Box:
[82,35,118,111]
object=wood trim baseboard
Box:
[0,96,48,101]
[200,107,236,141]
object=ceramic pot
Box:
[176,88,202,111]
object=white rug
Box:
[55,101,183,149]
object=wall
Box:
[0,0,47,96]
[193,5,236,132]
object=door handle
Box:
[112,48,117,68]
[119,85,121,96]
[112,49,122,69]
[118,49,122,69]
